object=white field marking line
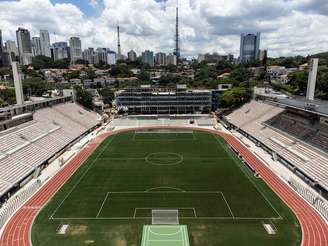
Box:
[96,192,109,218]
[220,192,235,218]
[193,208,198,218]
[149,228,182,236]
[108,190,221,194]
[145,186,186,192]
[49,134,117,219]
[134,207,196,219]
[145,152,184,166]
[146,226,150,246]
[97,157,231,161]
[213,134,283,220]
[50,216,282,220]
[147,240,184,242]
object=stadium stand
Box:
[112,115,215,128]
[224,100,328,196]
[0,102,100,201]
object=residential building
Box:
[94,48,107,64]
[155,52,166,66]
[31,37,42,56]
[52,42,69,61]
[166,53,177,65]
[82,48,95,64]
[107,51,116,65]
[69,37,82,63]
[240,32,261,62]
[40,30,51,57]
[128,50,137,62]
[114,84,212,114]
[142,50,154,67]
[16,28,33,65]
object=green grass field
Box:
[32,130,301,246]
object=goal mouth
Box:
[152,209,179,225]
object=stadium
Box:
[0,64,328,246]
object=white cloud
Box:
[0,0,327,58]
[89,0,99,8]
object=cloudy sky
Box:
[0,0,328,58]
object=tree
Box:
[64,70,80,80]
[53,58,70,69]
[230,67,252,84]
[287,71,308,95]
[137,69,151,82]
[74,86,93,109]
[32,55,55,70]
[221,87,251,108]
[22,77,48,96]
[0,87,16,106]
[99,87,115,105]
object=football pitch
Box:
[32,130,301,246]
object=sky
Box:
[0,0,328,58]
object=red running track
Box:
[0,127,327,246]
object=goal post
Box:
[152,209,179,225]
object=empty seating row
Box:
[227,100,328,191]
[0,103,100,197]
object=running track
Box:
[0,127,327,246]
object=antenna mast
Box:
[117,24,122,59]
[174,5,180,62]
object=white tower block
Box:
[12,62,24,105]
[306,58,319,101]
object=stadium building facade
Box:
[114,85,212,114]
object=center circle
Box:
[145,152,183,166]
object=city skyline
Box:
[0,0,328,58]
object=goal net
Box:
[152,209,179,225]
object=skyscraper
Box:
[69,37,82,63]
[155,52,166,66]
[31,37,42,56]
[128,50,137,62]
[52,42,69,61]
[240,32,261,62]
[167,53,177,65]
[16,28,33,65]
[107,51,117,65]
[82,48,95,64]
[40,30,51,57]
[142,50,154,67]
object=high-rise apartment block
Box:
[16,28,33,65]
[155,52,166,66]
[31,37,42,56]
[166,53,177,65]
[128,50,137,62]
[52,42,69,61]
[142,50,154,67]
[82,48,95,64]
[40,30,51,57]
[69,37,82,63]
